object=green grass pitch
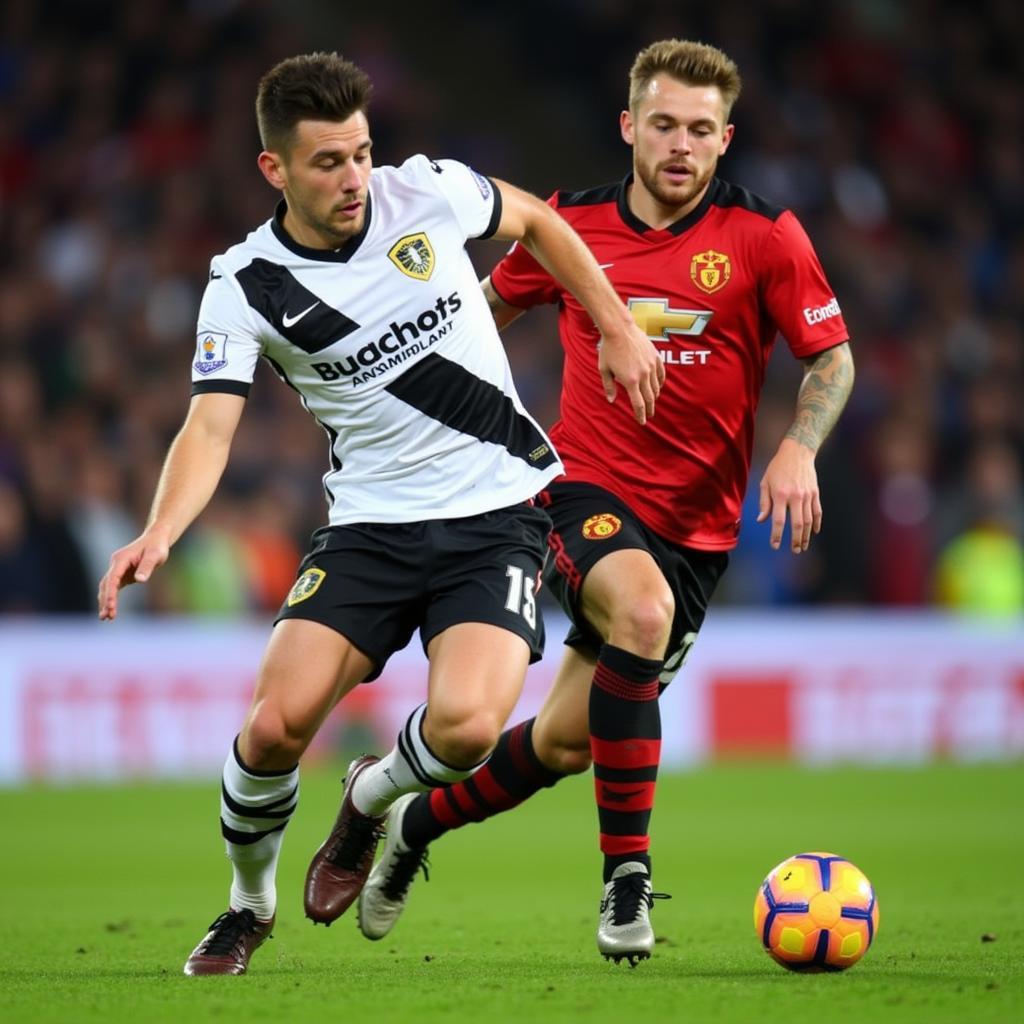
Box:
[3,761,1021,1023]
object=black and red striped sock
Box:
[400,717,564,848]
[590,643,663,882]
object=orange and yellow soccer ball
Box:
[753,852,879,972]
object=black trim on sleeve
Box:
[478,176,503,239]
[191,379,251,398]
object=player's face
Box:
[621,75,734,220]
[259,113,373,248]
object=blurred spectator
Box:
[934,436,1024,616]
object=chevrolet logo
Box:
[628,298,712,340]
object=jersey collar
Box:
[271,193,373,262]
[616,173,721,237]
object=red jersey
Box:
[490,175,849,550]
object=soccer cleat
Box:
[357,792,430,940]
[597,861,671,966]
[183,908,274,976]
[304,755,385,925]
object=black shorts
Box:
[275,502,552,680]
[538,481,728,684]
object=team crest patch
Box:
[193,331,228,375]
[582,513,622,540]
[690,249,731,294]
[287,568,326,606]
[388,233,435,281]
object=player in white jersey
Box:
[96,53,663,976]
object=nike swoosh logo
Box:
[282,302,319,328]
[599,263,614,270]
[210,272,222,280]
[600,786,645,803]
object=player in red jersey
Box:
[356,39,855,963]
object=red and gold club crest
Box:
[582,513,622,540]
[690,249,731,294]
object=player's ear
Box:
[257,150,287,191]
[719,123,735,156]
[620,109,635,146]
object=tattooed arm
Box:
[757,341,855,553]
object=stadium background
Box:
[1,0,1022,782]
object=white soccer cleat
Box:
[597,861,670,966]
[357,793,429,940]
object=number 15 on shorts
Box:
[504,565,537,629]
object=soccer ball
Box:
[753,852,879,972]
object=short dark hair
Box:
[256,52,372,153]
[629,39,742,120]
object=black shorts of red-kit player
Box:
[590,644,663,882]
[538,482,729,673]
[400,718,564,848]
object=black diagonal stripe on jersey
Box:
[384,353,558,468]
[236,258,360,354]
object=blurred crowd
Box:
[1,0,1021,616]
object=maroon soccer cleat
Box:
[304,755,386,925]
[183,908,274,976]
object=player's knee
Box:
[428,711,503,769]
[542,741,592,775]
[239,708,306,770]
[530,709,590,774]
[608,590,674,657]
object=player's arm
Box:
[98,392,245,620]
[480,275,526,331]
[490,178,664,424]
[757,341,855,553]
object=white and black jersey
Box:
[192,155,562,525]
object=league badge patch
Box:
[388,233,435,281]
[194,331,228,375]
[690,249,732,294]
[287,567,326,606]
[582,513,622,540]
[470,168,492,201]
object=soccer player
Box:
[96,52,663,976]
[356,39,855,964]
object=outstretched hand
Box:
[97,529,171,620]
[757,438,822,553]
[598,322,665,425]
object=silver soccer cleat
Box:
[357,792,429,940]
[597,861,671,966]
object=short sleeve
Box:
[191,265,263,397]
[426,157,503,240]
[489,192,562,310]
[760,211,849,358]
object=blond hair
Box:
[629,39,742,120]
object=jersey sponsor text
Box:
[311,292,461,383]
[802,297,841,325]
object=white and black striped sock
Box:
[220,738,298,921]
[351,704,486,816]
